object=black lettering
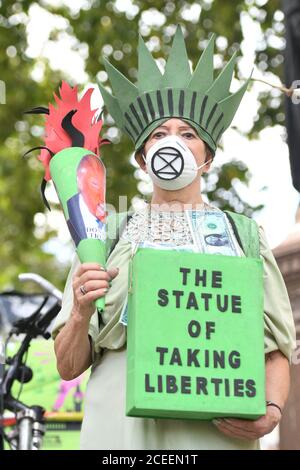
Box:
[181,376,191,394]
[179,267,190,286]
[188,320,201,338]
[212,271,222,288]
[224,378,230,397]
[204,349,210,367]
[156,347,168,365]
[213,351,225,368]
[157,289,169,307]
[170,347,182,366]
[195,269,207,287]
[196,377,208,395]
[211,378,222,396]
[232,295,242,313]
[145,374,155,393]
[206,322,215,340]
[245,379,256,397]
[228,350,241,369]
[158,374,163,393]
[200,293,212,311]
[186,292,199,310]
[187,349,200,367]
[216,294,228,312]
[172,290,184,308]
[166,375,178,393]
[234,379,244,397]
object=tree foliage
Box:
[0,0,284,290]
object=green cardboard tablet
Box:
[126,248,265,420]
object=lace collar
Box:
[121,202,218,245]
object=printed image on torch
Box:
[67,155,106,247]
[24,82,110,313]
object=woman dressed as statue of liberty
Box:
[52,26,296,450]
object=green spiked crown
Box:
[98,25,252,154]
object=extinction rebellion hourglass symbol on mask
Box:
[151,145,184,181]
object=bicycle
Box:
[0,273,62,450]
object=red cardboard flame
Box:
[39,81,106,181]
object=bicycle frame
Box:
[1,275,62,450]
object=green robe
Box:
[52,221,296,450]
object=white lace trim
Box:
[121,203,218,245]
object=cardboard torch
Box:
[25,82,110,312]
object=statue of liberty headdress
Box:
[98,25,252,155]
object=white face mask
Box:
[142,135,212,191]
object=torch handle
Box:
[95,296,105,313]
[76,238,107,315]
